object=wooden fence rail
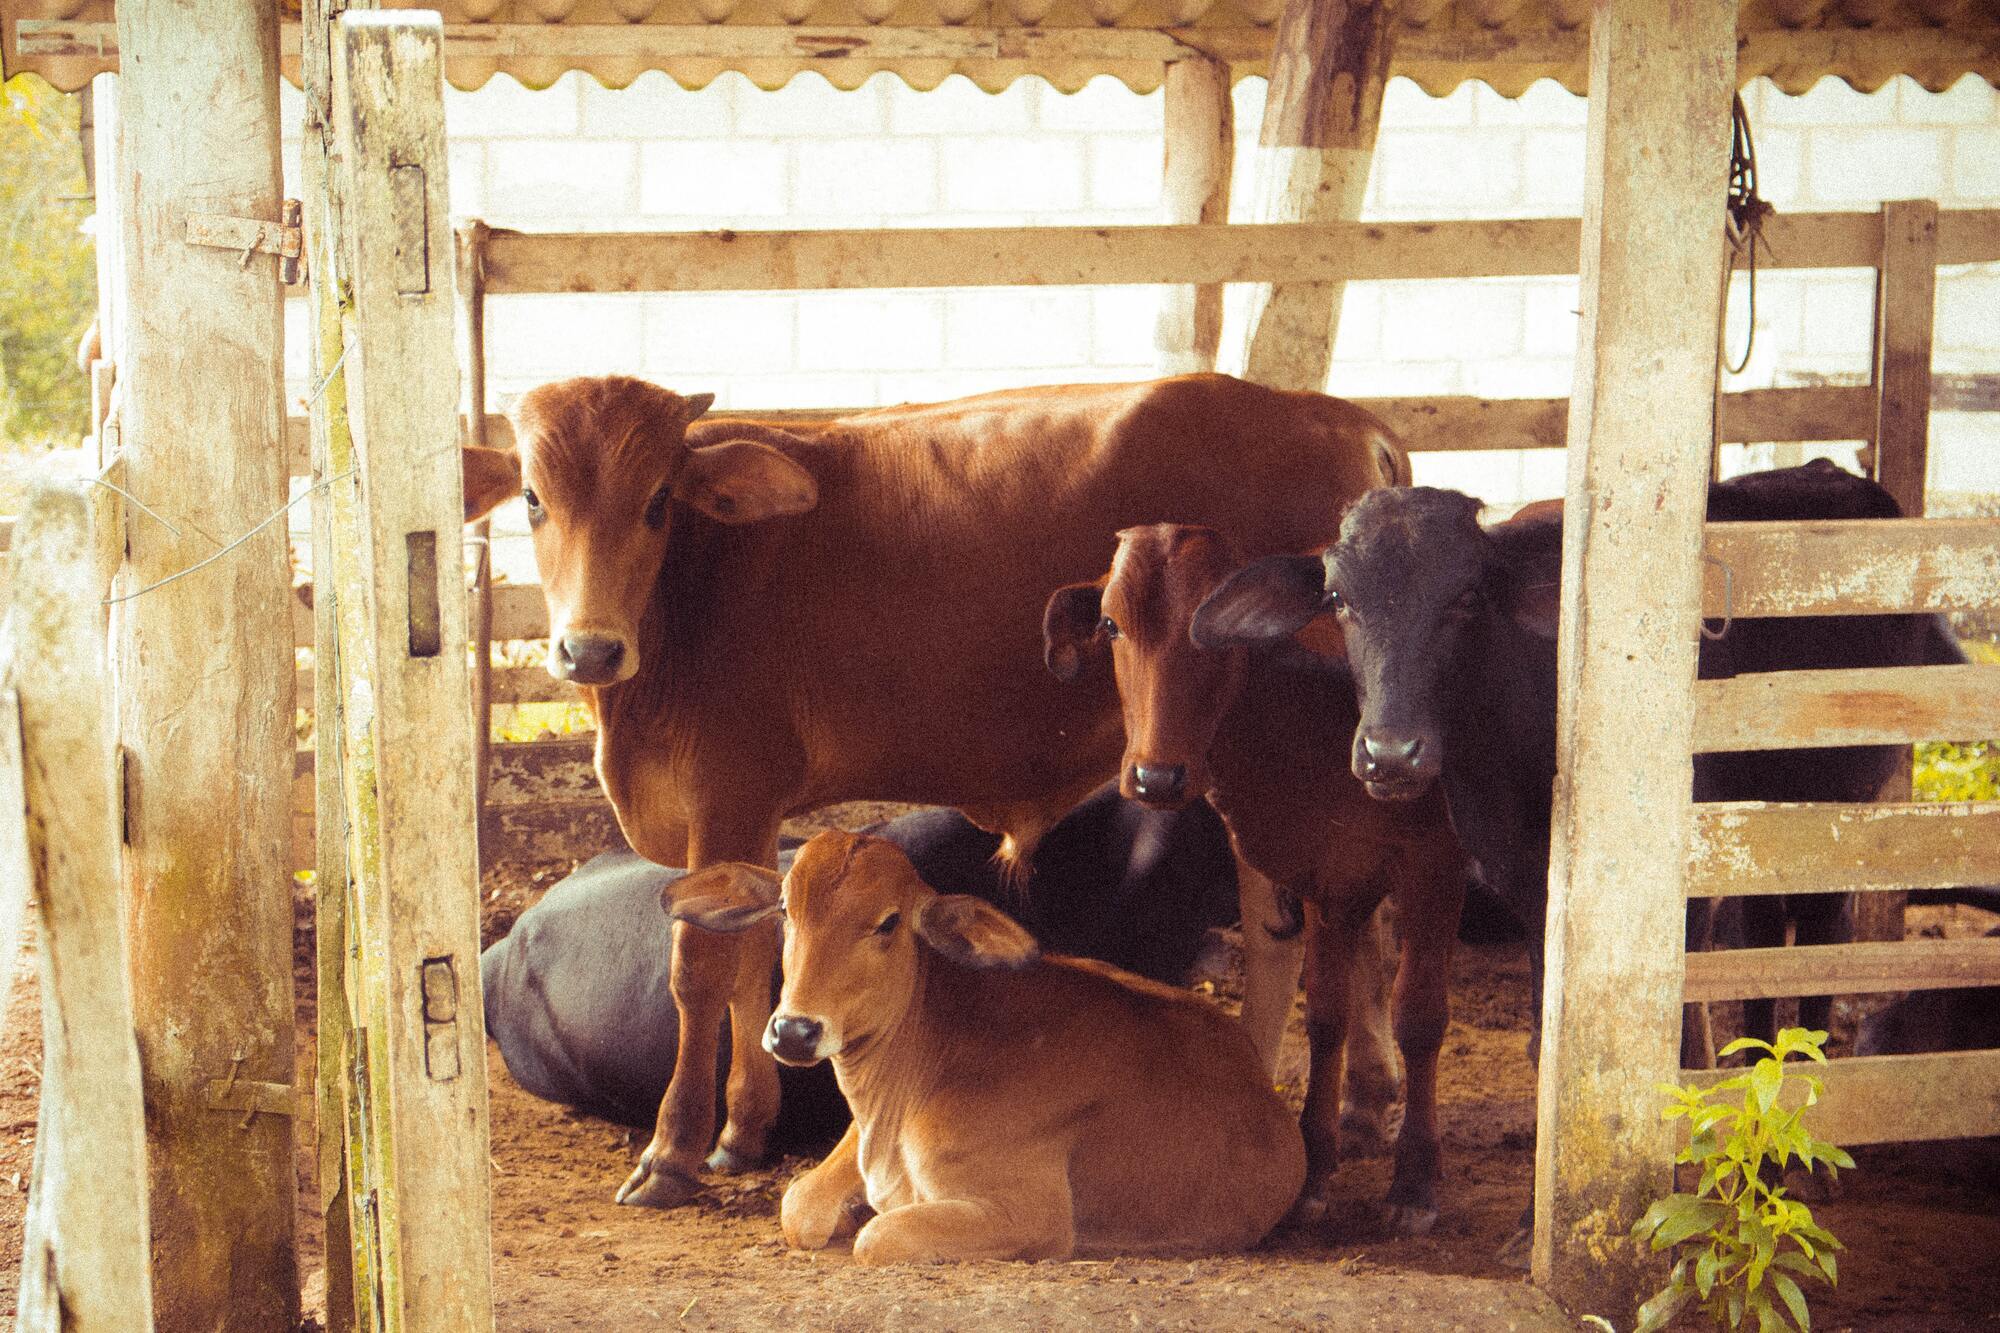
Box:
[1683,1049,2000,1148]
[1687,800,2000,899]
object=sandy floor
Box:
[0,874,1992,1331]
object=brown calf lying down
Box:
[1045,525,1467,1236]
[666,831,1305,1263]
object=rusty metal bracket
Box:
[184,199,304,284]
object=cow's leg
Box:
[1337,899,1403,1159]
[711,912,783,1172]
[1790,892,1852,1036]
[1737,894,1787,1049]
[781,1123,870,1251]
[1682,897,1717,1070]
[1293,896,1368,1227]
[1382,856,1463,1237]
[1235,856,1304,1077]
[853,1177,1075,1265]
[618,813,784,1207]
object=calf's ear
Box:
[914,894,1040,971]
[663,862,784,933]
[1042,582,1105,681]
[462,446,522,523]
[1190,554,1327,649]
[675,439,819,525]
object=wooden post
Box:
[458,220,496,857]
[7,482,154,1333]
[1533,0,1738,1320]
[1858,197,1939,947]
[108,2,302,1325]
[328,14,496,1327]
[1237,0,1391,390]
[1155,56,1234,375]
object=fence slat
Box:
[1688,800,2000,899]
[1680,1050,2000,1147]
[1684,938,2000,1002]
[1702,516,2000,618]
[5,483,154,1333]
[1691,663,2000,752]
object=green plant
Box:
[1633,1028,1852,1333]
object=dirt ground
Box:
[0,871,1993,1331]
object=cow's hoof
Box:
[1494,1226,1532,1271]
[1337,1105,1401,1160]
[1282,1178,1335,1230]
[615,1157,701,1209]
[1381,1200,1438,1238]
[706,1144,764,1174]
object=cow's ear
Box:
[1042,582,1105,682]
[674,440,819,525]
[463,446,522,523]
[1500,571,1561,641]
[680,392,716,424]
[663,862,783,933]
[914,894,1040,970]
[1190,554,1327,649]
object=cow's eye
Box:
[522,486,544,521]
[643,486,671,530]
[1449,589,1481,619]
[873,911,900,937]
[1324,588,1346,614]
[1099,616,1121,640]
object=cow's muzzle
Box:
[1352,728,1440,801]
[764,1014,829,1066]
[554,630,633,686]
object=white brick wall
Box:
[278,68,2000,510]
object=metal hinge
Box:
[184,199,304,284]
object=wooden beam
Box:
[1702,516,2000,618]
[473,209,2000,297]
[460,219,497,841]
[1681,1050,2000,1148]
[1236,0,1392,391]
[7,484,155,1333]
[1532,1,1736,1316]
[331,14,495,1327]
[1683,938,2000,1003]
[109,1,302,1323]
[1692,663,2000,752]
[1155,55,1234,375]
[1688,800,2000,899]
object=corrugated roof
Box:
[5,0,1996,97]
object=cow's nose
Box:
[764,1014,825,1066]
[557,632,626,684]
[1356,731,1425,779]
[1130,762,1188,806]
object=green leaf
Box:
[1697,1246,1722,1298]
[1653,1197,1731,1249]
[1772,1270,1812,1331]
[1721,1036,1776,1060]
[1751,1058,1785,1114]
[1634,1280,1694,1333]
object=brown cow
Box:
[461,373,1399,1208]
[1044,524,1467,1235]
[663,831,1306,1262]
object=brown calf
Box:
[1045,524,1467,1235]
[666,832,1306,1262]
[460,373,1400,1208]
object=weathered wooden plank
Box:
[1684,938,2000,1003]
[461,219,497,830]
[1155,55,1233,376]
[332,14,495,1328]
[281,381,1875,478]
[476,209,2000,297]
[1681,1050,2000,1148]
[1703,516,2000,618]
[1237,0,1392,391]
[1687,800,2000,899]
[7,484,154,1333]
[109,0,302,1323]
[0,696,30,1057]
[1532,2,1736,1315]
[1692,663,2000,752]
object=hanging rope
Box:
[1722,93,1774,377]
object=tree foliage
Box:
[1,74,96,454]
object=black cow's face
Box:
[1320,488,1492,799]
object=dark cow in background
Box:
[1044,525,1467,1236]
[482,784,1238,1136]
[1193,460,1966,1258]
